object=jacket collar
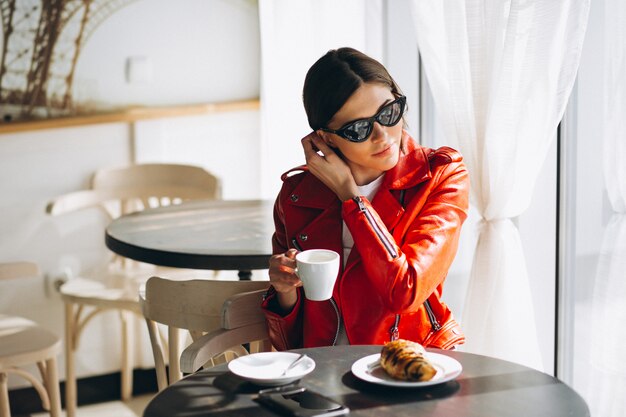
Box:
[382,131,432,191]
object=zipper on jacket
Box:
[396,190,442,335]
[353,196,398,259]
[424,299,442,332]
[329,298,341,346]
[389,314,400,341]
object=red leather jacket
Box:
[262,132,469,350]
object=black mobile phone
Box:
[256,386,349,417]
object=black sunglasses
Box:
[320,96,406,143]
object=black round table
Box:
[105,199,274,279]
[142,345,589,417]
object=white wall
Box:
[73,0,259,108]
[0,0,261,388]
[132,111,261,198]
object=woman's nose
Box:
[370,121,387,142]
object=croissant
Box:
[380,339,437,381]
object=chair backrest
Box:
[0,262,39,281]
[141,276,270,390]
[92,163,220,206]
[179,288,272,375]
[46,163,222,274]
[47,163,221,219]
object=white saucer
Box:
[228,352,316,386]
[351,352,462,387]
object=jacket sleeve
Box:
[342,150,469,313]
[261,286,304,350]
[260,190,305,350]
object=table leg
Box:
[237,270,252,280]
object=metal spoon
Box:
[280,354,307,376]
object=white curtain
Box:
[258,0,383,199]
[587,0,626,414]
[410,0,590,369]
[601,0,626,217]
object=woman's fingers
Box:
[301,133,325,164]
[301,131,359,201]
[301,132,338,162]
[302,135,339,173]
[309,134,336,158]
[269,250,301,293]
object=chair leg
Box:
[44,357,62,417]
[0,373,10,417]
[145,319,168,392]
[120,310,134,401]
[64,302,77,417]
[167,327,182,385]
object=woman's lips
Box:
[372,144,393,157]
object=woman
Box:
[261,47,469,350]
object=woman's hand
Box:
[268,248,301,312]
[302,132,359,201]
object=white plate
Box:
[351,352,462,387]
[228,352,316,386]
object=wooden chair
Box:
[45,163,220,417]
[179,287,272,375]
[140,276,270,391]
[0,262,62,417]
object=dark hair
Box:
[303,47,403,130]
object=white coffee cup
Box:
[295,249,340,301]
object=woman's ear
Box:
[316,130,337,148]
